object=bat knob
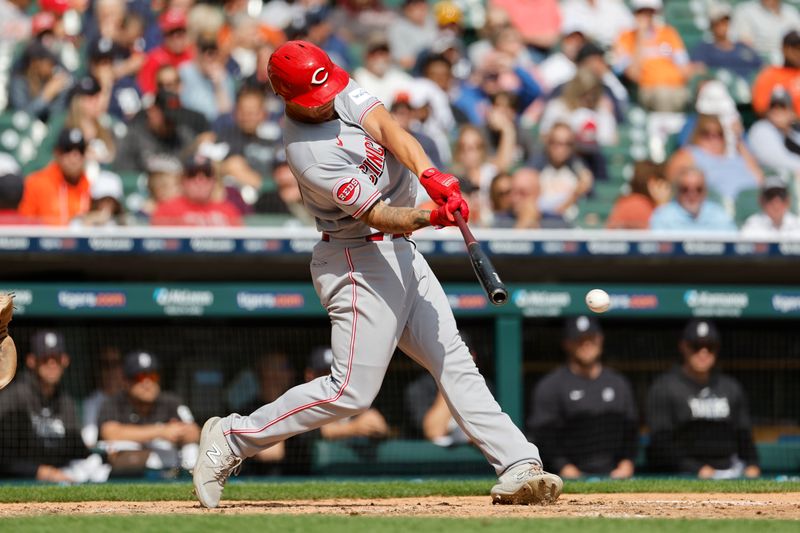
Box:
[490,288,509,306]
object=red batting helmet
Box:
[268,41,350,108]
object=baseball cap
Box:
[695,79,736,116]
[307,346,333,372]
[72,75,101,97]
[304,5,331,28]
[707,2,732,22]
[761,175,789,197]
[365,34,390,55]
[31,330,67,357]
[769,85,793,108]
[682,319,720,345]
[123,350,161,378]
[88,38,116,63]
[434,1,463,26]
[40,0,70,15]
[631,0,662,11]
[91,170,124,201]
[564,315,602,340]
[32,12,57,35]
[560,19,588,37]
[55,128,87,153]
[183,153,214,176]
[268,40,350,108]
[160,8,187,33]
[576,42,605,64]
[783,29,800,47]
[0,153,23,209]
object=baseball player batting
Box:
[193,41,562,508]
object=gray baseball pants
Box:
[221,237,540,475]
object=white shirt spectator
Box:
[560,0,634,48]
[741,211,800,237]
[353,67,414,107]
[731,0,800,64]
[748,119,800,174]
[539,100,617,146]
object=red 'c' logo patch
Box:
[333,178,361,206]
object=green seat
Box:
[734,188,761,226]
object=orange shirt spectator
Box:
[751,30,800,116]
[18,128,91,225]
[151,154,242,227]
[614,23,687,88]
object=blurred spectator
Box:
[690,3,762,80]
[299,5,354,71]
[529,122,593,225]
[114,88,211,174]
[449,125,501,223]
[613,0,693,112]
[18,128,90,225]
[409,62,456,164]
[304,346,389,442]
[216,86,282,191]
[731,0,800,65]
[537,21,589,92]
[37,0,80,73]
[466,6,510,67]
[137,8,194,96]
[8,40,71,122]
[151,153,242,226]
[179,36,236,122]
[751,30,800,117]
[741,176,800,237]
[329,0,397,44]
[539,68,618,184]
[0,0,32,44]
[454,50,542,126]
[65,75,117,174]
[607,160,671,229]
[650,167,737,232]
[676,79,743,152]
[667,114,762,203]
[404,333,481,446]
[389,95,444,170]
[353,35,414,106]
[187,3,226,46]
[98,350,200,473]
[490,168,540,229]
[490,0,561,56]
[0,155,30,224]
[86,38,138,124]
[528,316,637,479]
[748,86,800,174]
[72,170,130,227]
[487,171,514,227]
[217,8,283,81]
[81,347,125,448]
[142,156,183,218]
[254,160,313,225]
[242,43,276,92]
[560,0,633,49]
[388,0,438,71]
[0,330,90,482]
[646,320,760,478]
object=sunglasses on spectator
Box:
[688,341,718,353]
[132,372,160,383]
[60,146,86,155]
[700,129,723,139]
[679,185,705,194]
[548,138,573,147]
[166,28,186,37]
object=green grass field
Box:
[1,479,797,532]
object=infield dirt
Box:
[0,493,797,520]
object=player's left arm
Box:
[361,196,469,234]
[361,104,433,176]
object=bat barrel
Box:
[489,287,508,306]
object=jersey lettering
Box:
[348,88,372,105]
[358,138,386,185]
[688,396,730,419]
[333,177,361,206]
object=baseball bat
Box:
[453,212,508,306]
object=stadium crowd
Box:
[0,318,762,482]
[0,0,797,233]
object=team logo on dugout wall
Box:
[333,177,361,206]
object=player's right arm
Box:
[361,197,469,233]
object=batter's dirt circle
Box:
[1,493,797,520]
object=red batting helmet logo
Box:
[333,178,361,206]
[311,67,329,85]
[267,41,349,108]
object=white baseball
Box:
[585,289,610,313]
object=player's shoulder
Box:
[600,365,631,385]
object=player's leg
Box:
[397,250,562,504]
[194,241,414,507]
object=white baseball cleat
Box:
[490,462,563,505]
[192,416,242,509]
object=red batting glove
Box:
[419,167,461,206]
[429,194,470,227]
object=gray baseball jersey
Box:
[220,79,542,477]
[284,80,416,238]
